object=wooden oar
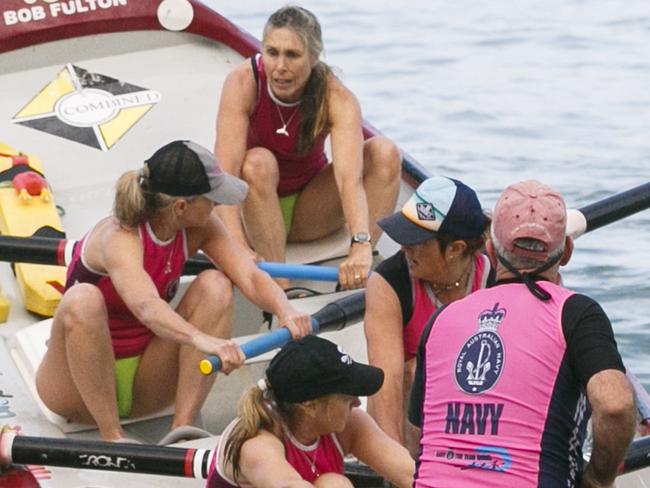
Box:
[0,235,339,282]
[2,430,650,482]
[199,291,365,375]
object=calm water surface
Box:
[208,0,650,383]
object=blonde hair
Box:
[224,383,333,480]
[112,169,175,227]
[263,5,333,155]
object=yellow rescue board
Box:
[0,142,66,318]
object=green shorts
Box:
[279,193,299,234]
[114,355,141,418]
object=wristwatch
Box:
[351,231,372,245]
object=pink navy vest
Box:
[416,282,586,488]
[206,419,344,487]
[247,54,328,196]
[66,220,188,358]
[404,254,490,360]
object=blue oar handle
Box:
[257,262,339,282]
[199,318,320,375]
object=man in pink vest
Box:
[409,180,636,487]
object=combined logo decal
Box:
[455,303,506,395]
[12,64,161,151]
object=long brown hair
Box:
[263,6,333,155]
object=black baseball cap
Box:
[266,335,384,403]
[144,140,248,204]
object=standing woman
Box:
[215,5,401,290]
[36,141,311,443]
[206,335,414,487]
[364,176,493,446]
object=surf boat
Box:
[1,1,650,486]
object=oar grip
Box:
[258,262,339,281]
[200,318,319,375]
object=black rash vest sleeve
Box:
[562,293,625,388]
[374,251,413,325]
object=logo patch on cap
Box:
[337,345,352,365]
[416,202,436,221]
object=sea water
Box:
[207,0,650,384]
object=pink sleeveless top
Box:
[404,254,490,360]
[206,419,344,487]
[247,54,328,196]
[415,282,581,487]
[66,220,188,358]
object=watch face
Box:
[353,232,371,243]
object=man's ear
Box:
[486,240,497,268]
[560,236,574,266]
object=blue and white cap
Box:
[378,176,488,245]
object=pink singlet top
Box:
[206,419,345,487]
[247,54,328,196]
[65,220,188,358]
[415,282,581,487]
[404,254,490,360]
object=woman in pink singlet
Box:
[206,335,414,488]
[364,176,493,447]
[215,6,402,291]
[36,141,311,443]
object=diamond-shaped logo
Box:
[12,64,161,151]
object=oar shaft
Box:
[1,432,212,478]
[199,320,315,375]
[0,236,338,281]
[200,291,365,375]
[579,182,650,234]
[619,436,650,475]
[258,262,339,281]
[0,235,69,266]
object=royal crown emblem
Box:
[478,303,506,332]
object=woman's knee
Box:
[57,284,107,333]
[314,472,354,488]
[363,136,401,177]
[241,148,280,190]
[186,269,233,311]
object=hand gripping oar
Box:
[2,429,650,481]
[199,291,365,375]
[0,235,339,282]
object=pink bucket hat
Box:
[493,180,567,261]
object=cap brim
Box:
[205,173,249,205]
[377,212,437,246]
[340,362,385,397]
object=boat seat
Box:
[285,225,350,265]
[10,318,173,434]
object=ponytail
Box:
[113,168,175,228]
